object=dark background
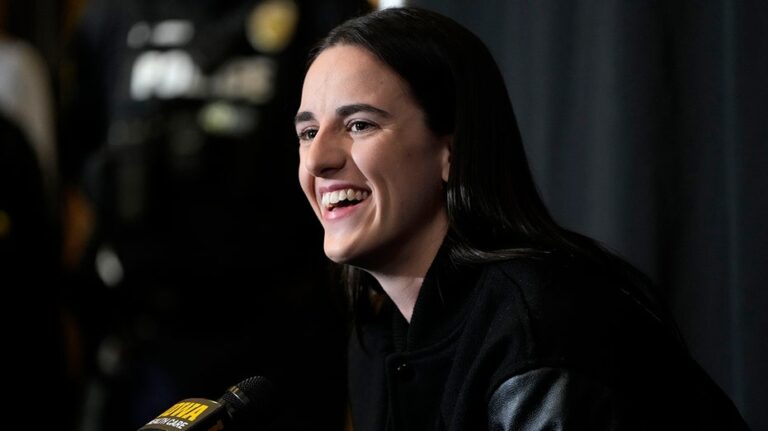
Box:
[3,0,368,430]
[412,1,768,430]
[3,0,766,430]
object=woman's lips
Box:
[321,195,369,221]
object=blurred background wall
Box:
[3,0,372,430]
[1,0,765,430]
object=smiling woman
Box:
[296,44,451,318]
[295,7,750,431]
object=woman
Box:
[294,7,749,431]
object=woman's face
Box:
[296,44,451,273]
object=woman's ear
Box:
[440,135,452,183]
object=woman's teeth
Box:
[321,189,369,209]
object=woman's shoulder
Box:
[469,252,682,372]
[478,252,662,321]
[477,252,621,307]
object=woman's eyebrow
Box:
[336,103,390,118]
[295,104,390,125]
[294,111,315,125]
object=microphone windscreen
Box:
[220,375,277,427]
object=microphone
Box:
[138,376,276,431]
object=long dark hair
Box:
[307,7,664,323]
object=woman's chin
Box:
[323,245,354,265]
[324,246,369,269]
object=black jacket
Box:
[348,251,749,430]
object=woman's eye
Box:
[298,129,317,141]
[349,121,373,133]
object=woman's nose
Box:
[303,128,347,177]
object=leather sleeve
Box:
[487,367,617,431]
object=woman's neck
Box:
[368,232,447,322]
[363,209,449,322]
[372,273,424,322]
